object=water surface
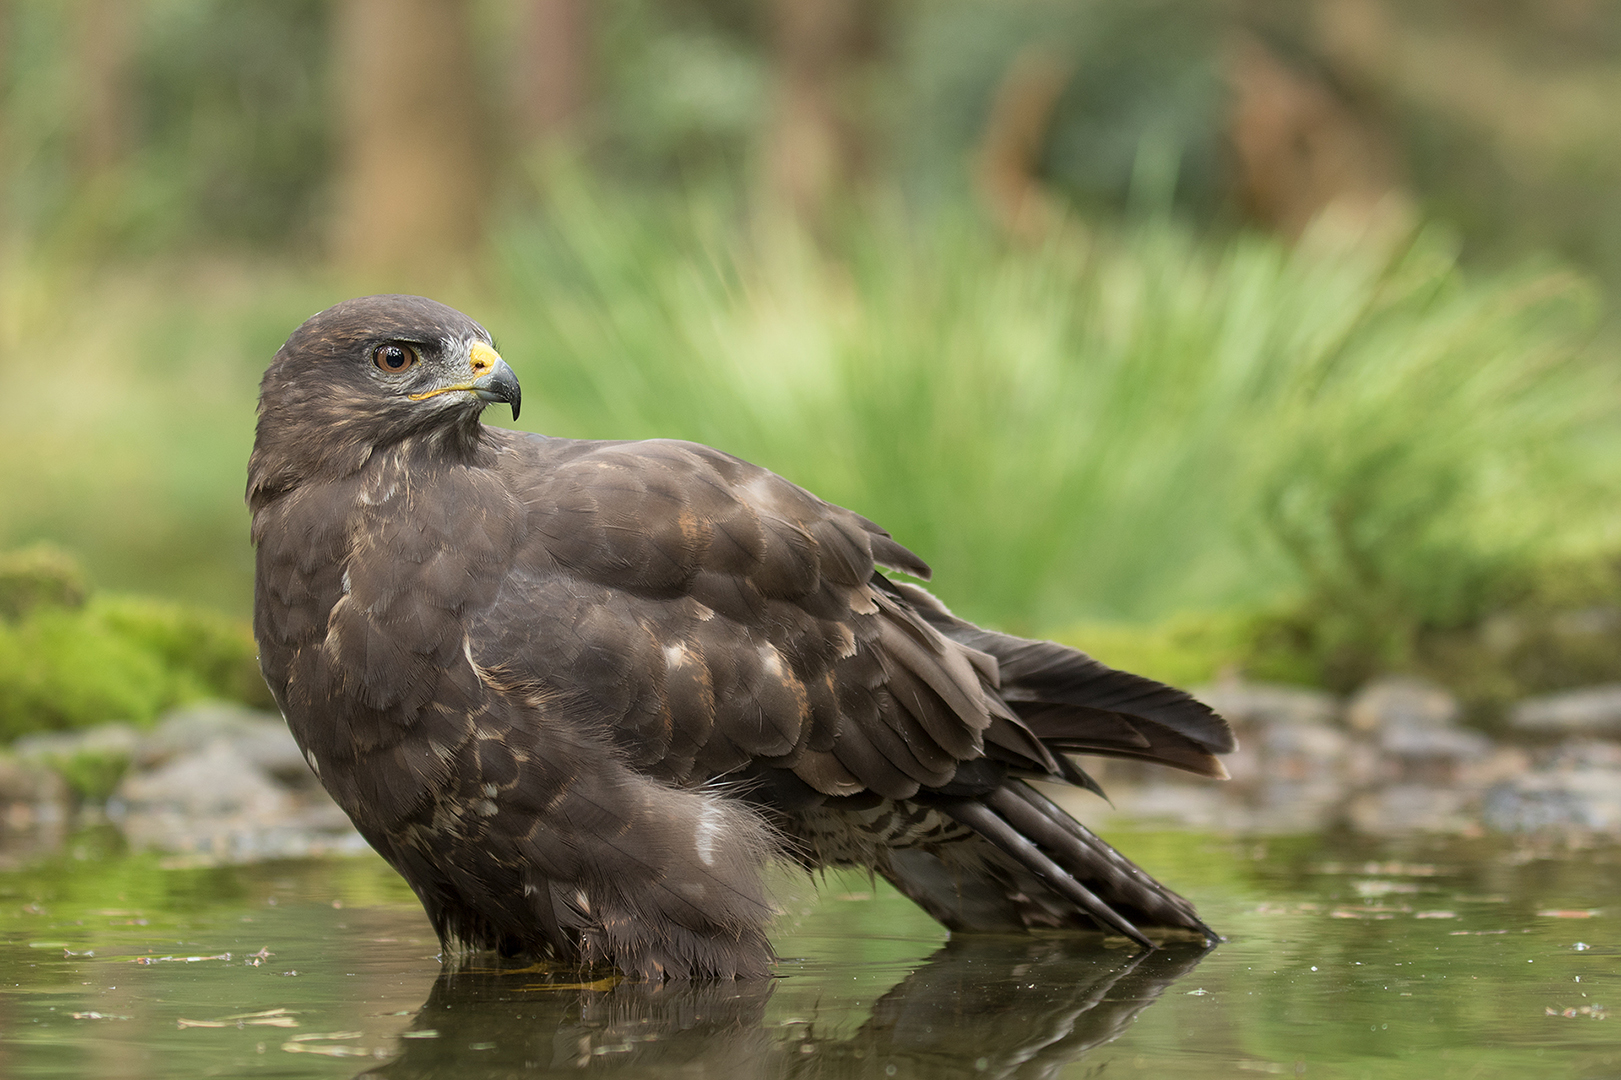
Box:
[1,829,1615,1078]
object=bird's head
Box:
[249,295,522,504]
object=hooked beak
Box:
[468,342,521,421]
[408,340,522,420]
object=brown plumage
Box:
[248,295,1235,980]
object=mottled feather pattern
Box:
[249,296,1233,979]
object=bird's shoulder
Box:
[486,431,929,605]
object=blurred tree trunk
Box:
[974,46,1071,242]
[73,0,133,181]
[1226,33,1410,244]
[518,0,590,148]
[762,0,877,228]
[332,0,488,281]
[0,0,10,242]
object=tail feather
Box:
[966,631,1232,760]
[939,796,1156,948]
[890,581,1236,774]
[879,780,1215,947]
[1000,781,1214,937]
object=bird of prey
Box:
[249,295,1235,980]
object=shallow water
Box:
[0,828,1615,1078]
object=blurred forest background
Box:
[3,0,1621,738]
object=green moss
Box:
[53,749,135,802]
[0,543,89,620]
[94,594,272,711]
[0,547,270,742]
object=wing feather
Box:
[476,436,997,795]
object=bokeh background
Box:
[4,0,1621,740]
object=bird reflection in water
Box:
[358,938,1210,1079]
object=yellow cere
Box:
[408,341,503,401]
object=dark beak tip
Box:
[472,358,522,423]
[501,368,522,422]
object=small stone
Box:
[1509,685,1621,737]
[12,724,140,763]
[117,740,290,821]
[1455,745,1531,790]
[1346,677,1460,734]
[0,754,54,803]
[1140,680,1352,831]
[136,703,284,763]
[1379,725,1491,762]
[0,752,71,829]
[1538,739,1621,771]
[1261,721,1351,782]
[136,704,318,789]
[1483,773,1621,833]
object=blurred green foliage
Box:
[586,0,769,185]
[5,1,330,254]
[9,0,1621,284]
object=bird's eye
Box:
[372,344,417,373]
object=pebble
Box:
[12,723,140,769]
[1346,677,1460,734]
[1510,685,1621,737]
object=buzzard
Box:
[249,295,1235,980]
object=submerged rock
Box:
[1478,740,1621,834]
[0,753,69,835]
[113,733,363,862]
[11,724,141,801]
[105,704,365,862]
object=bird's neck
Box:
[247,416,491,515]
